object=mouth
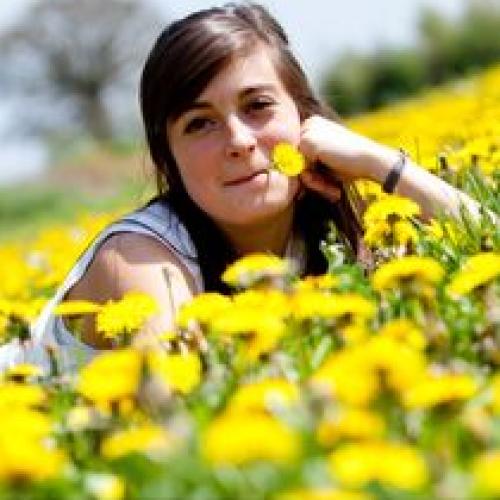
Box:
[224,169,269,187]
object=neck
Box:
[216,207,295,257]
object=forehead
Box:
[197,45,287,101]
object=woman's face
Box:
[166,45,302,228]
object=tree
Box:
[0,0,165,143]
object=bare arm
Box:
[299,116,484,221]
[64,232,197,348]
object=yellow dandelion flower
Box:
[77,348,142,407]
[294,274,339,291]
[363,195,420,225]
[329,441,428,490]
[0,382,46,409]
[317,409,385,446]
[309,351,379,407]
[0,298,47,322]
[291,291,376,322]
[372,256,445,291]
[209,304,286,361]
[210,304,286,340]
[277,488,373,500]
[175,292,232,329]
[96,292,158,339]
[473,450,500,495]
[272,142,306,176]
[227,378,300,414]
[3,363,43,381]
[361,336,427,393]
[424,219,444,240]
[0,408,67,482]
[245,326,286,362]
[363,220,391,248]
[402,373,478,410]
[446,252,500,297]
[378,319,427,351]
[340,322,370,345]
[202,411,300,465]
[147,351,201,395]
[393,220,419,246]
[54,300,102,316]
[101,424,174,460]
[233,289,290,317]
[0,439,67,483]
[0,313,8,341]
[222,253,291,288]
[490,374,500,414]
[355,179,385,201]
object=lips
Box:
[224,169,268,186]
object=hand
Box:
[299,116,397,183]
[299,163,342,203]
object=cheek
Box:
[260,108,302,148]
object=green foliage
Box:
[322,0,500,115]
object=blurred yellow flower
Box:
[372,255,444,291]
[402,373,478,409]
[378,319,427,351]
[101,424,174,460]
[472,450,500,495]
[54,300,102,316]
[329,441,428,490]
[363,195,420,225]
[147,351,202,395]
[276,488,373,500]
[309,352,379,407]
[446,252,500,297]
[77,348,142,408]
[222,253,291,288]
[3,363,43,381]
[232,289,290,317]
[294,273,339,291]
[227,378,300,414]
[291,291,375,322]
[490,374,500,414]
[272,142,306,176]
[176,292,231,329]
[96,292,158,339]
[317,409,385,446]
[202,411,300,465]
[0,382,46,409]
[0,408,67,482]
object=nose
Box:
[225,115,257,159]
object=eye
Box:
[183,116,215,134]
[245,97,275,114]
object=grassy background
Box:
[0,145,155,242]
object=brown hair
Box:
[139,3,365,291]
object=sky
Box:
[0,0,466,185]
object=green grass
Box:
[0,180,152,243]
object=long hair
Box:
[140,3,365,292]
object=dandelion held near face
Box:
[271,142,306,176]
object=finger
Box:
[300,170,342,203]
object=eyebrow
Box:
[180,84,278,116]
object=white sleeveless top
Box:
[0,199,305,374]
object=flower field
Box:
[0,65,499,500]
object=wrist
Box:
[362,144,401,184]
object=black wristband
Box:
[382,148,408,194]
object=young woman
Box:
[21,3,480,370]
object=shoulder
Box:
[68,232,198,303]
